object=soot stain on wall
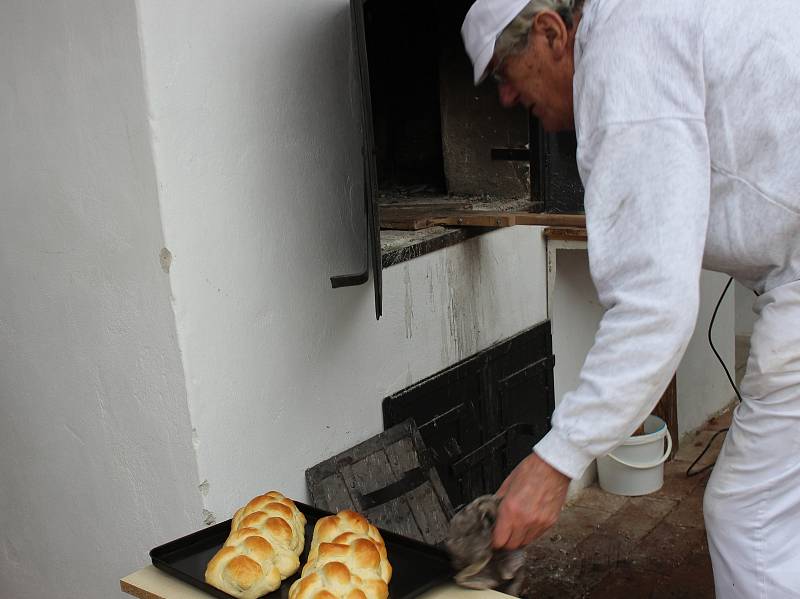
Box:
[446,241,482,362]
[403,265,414,339]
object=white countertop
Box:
[120,566,515,599]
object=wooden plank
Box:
[347,449,398,495]
[379,211,438,231]
[121,566,197,599]
[509,212,585,227]
[652,375,679,460]
[385,436,451,545]
[426,212,517,228]
[308,419,418,476]
[347,451,422,540]
[379,209,513,230]
[121,578,165,599]
[543,226,588,242]
[380,207,586,231]
[312,472,356,514]
[378,196,534,212]
[365,497,421,540]
[378,196,472,209]
[306,420,454,544]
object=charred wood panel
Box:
[306,420,453,545]
[383,321,554,509]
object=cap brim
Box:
[472,42,495,85]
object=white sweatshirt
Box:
[534,0,800,480]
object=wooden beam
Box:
[652,375,679,460]
[543,227,588,242]
[510,213,585,228]
[379,211,437,231]
[380,208,586,231]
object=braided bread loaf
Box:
[289,561,389,599]
[289,510,392,599]
[205,491,307,599]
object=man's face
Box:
[491,11,577,132]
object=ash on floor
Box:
[519,406,734,598]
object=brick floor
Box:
[519,405,735,598]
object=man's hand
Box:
[493,452,570,550]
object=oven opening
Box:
[364,0,532,208]
[348,0,584,277]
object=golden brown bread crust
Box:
[232,491,306,557]
[204,540,281,599]
[289,511,391,599]
[205,491,307,599]
[305,511,389,570]
[305,537,391,584]
[290,562,387,599]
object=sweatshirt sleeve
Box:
[532,2,713,480]
[535,117,712,480]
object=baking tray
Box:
[150,501,454,599]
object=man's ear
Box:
[533,10,569,56]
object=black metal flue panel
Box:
[383,321,555,510]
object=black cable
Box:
[706,278,743,405]
[685,428,729,477]
[686,277,743,477]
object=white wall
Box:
[1,1,548,595]
[734,281,757,336]
[0,2,203,599]
[133,0,549,525]
[733,281,756,384]
[550,250,606,491]
[676,271,737,435]
[551,250,605,409]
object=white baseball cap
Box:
[461,0,531,85]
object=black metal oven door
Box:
[330,0,383,320]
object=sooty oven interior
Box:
[338,0,586,318]
[356,0,585,211]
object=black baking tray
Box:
[150,502,454,599]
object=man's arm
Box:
[495,117,712,549]
[537,116,711,478]
[493,4,711,548]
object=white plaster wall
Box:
[551,250,605,411]
[0,2,203,598]
[0,4,741,599]
[676,271,737,435]
[550,250,736,490]
[133,0,549,522]
[733,281,756,386]
[550,250,606,491]
[734,280,757,336]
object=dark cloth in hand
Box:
[444,495,525,596]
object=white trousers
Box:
[704,279,800,598]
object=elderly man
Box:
[461,0,800,596]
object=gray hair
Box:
[494,0,583,64]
